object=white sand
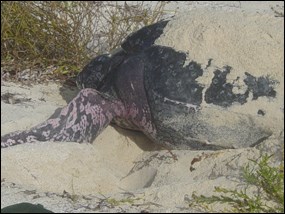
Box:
[1,2,284,213]
[156,9,284,134]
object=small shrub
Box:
[1,1,171,82]
[189,154,284,213]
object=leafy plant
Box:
[106,197,141,207]
[1,1,171,82]
[189,154,284,213]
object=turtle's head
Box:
[76,54,111,90]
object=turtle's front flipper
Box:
[1,88,125,148]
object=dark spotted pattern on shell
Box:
[205,67,277,107]
[205,66,249,107]
[144,46,204,107]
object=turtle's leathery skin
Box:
[1,89,125,148]
[76,51,128,90]
[1,15,280,150]
[113,55,157,139]
[121,20,169,54]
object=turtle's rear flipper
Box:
[1,89,125,148]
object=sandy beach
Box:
[1,2,284,213]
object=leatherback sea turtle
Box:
[1,18,278,149]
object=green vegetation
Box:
[189,154,284,213]
[106,197,141,207]
[1,1,171,81]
